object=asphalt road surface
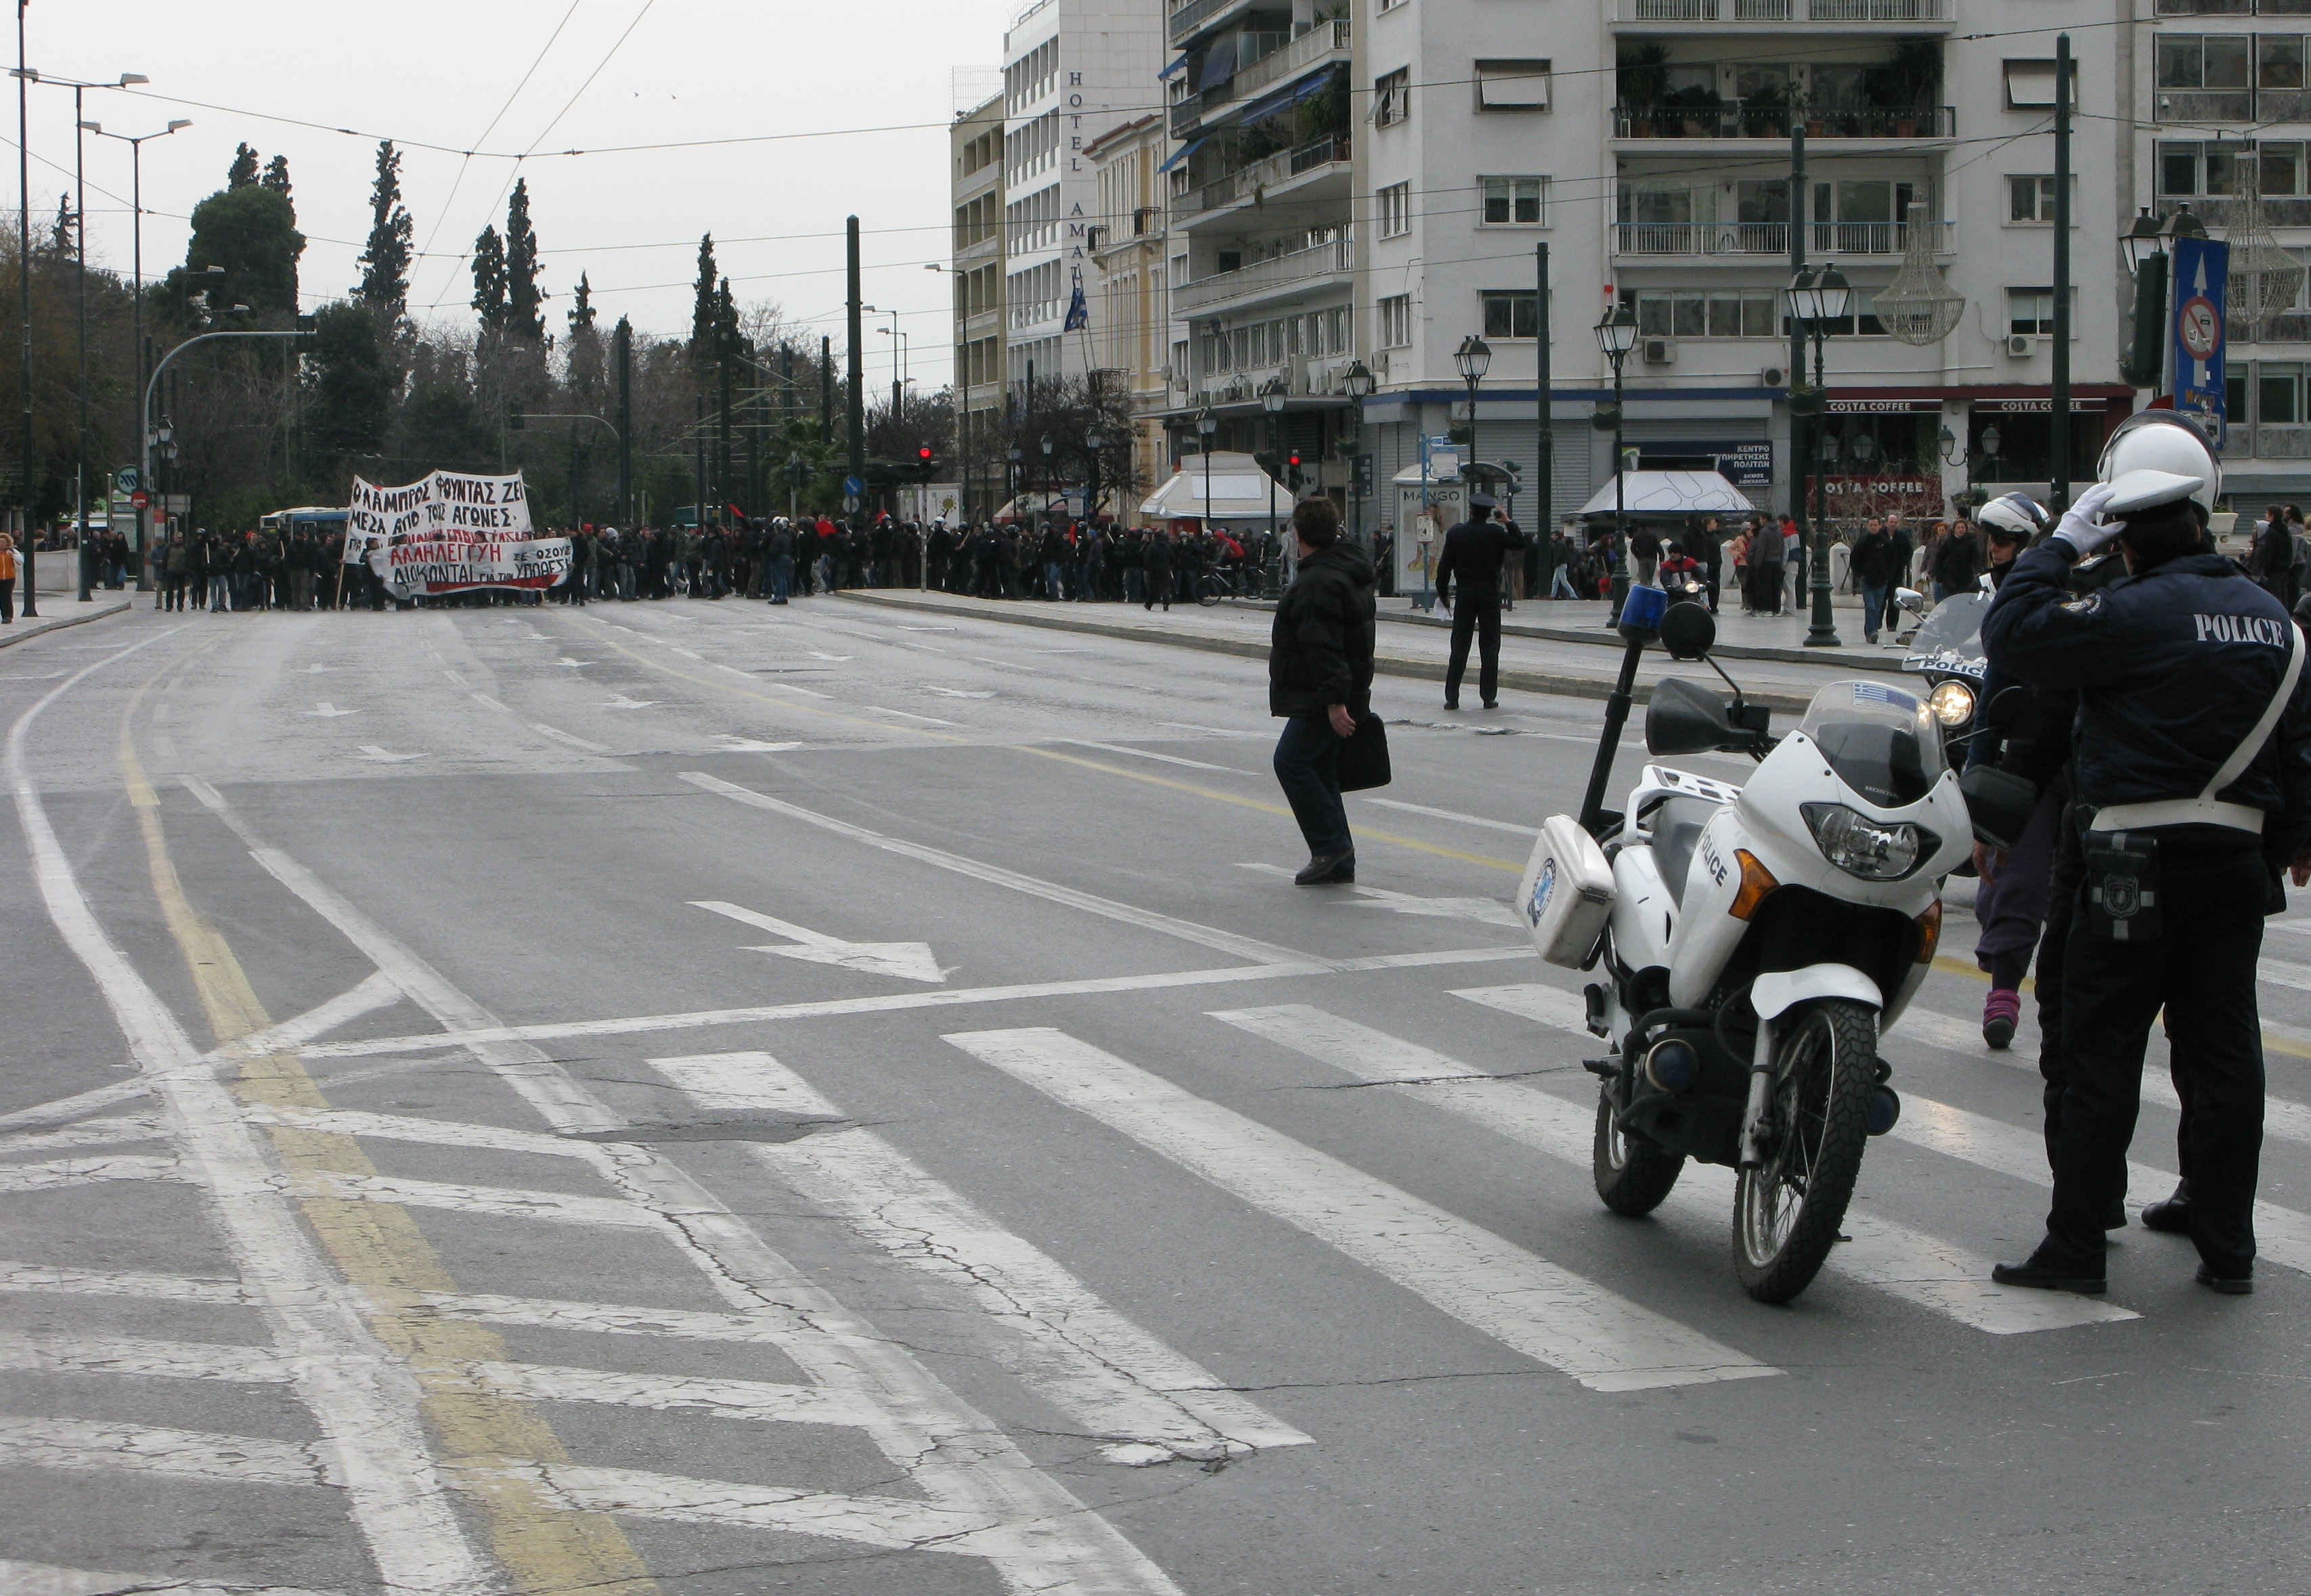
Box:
[6,591,2310,1596]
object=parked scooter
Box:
[1519,599,1972,1303]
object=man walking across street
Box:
[1268,497,1375,887]
[1436,491,1526,710]
[1851,516,1899,646]
[1986,416,2311,1298]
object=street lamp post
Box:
[1788,263,1850,647]
[1341,357,1375,551]
[1196,405,1216,537]
[1084,427,1103,531]
[2120,204,2207,399]
[1260,377,1286,550]
[1593,304,1637,626]
[89,118,188,594]
[1005,445,1022,523]
[142,331,306,562]
[1039,432,1055,535]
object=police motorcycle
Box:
[1520,586,1973,1303]
[1894,493,2053,756]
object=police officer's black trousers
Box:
[2043,835,2267,1275]
[1445,599,1501,705]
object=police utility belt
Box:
[2084,620,2304,941]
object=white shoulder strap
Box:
[2205,620,2307,800]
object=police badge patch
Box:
[2061,592,2103,615]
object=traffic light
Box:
[1287,451,1303,491]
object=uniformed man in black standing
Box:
[1435,491,1526,710]
[1985,415,2311,1298]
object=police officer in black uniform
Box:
[1435,490,1526,710]
[1985,415,2311,1297]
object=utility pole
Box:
[845,215,865,532]
[819,334,833,439]
[718,338,732,526]
[693,393,705,535]
[1535,241,1550,552]
[18,3,37,615]
[2050,32,2073,509]
[615,318,632,526]
[73,85,87,601]
[1788,118,1808,598]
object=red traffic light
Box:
[918,446,934,460]
[1287,453,1301,466]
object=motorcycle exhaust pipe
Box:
[1642,1038,1701,1093]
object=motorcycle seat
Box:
[1648,794,1722,909]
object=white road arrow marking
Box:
[690,899,947,983]
[305,702,359,717]
[711,735,804,752]
[600,695,659,709]
[557,657,596,667]
[1235,862,1521,925]
[353,745,428,763]
[808,650,853,661]
[300,662,338,673]
[924,686,995,699]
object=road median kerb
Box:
[0,597,131,650]
[835,590,1821,714]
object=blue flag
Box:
[1063,271,1088,332]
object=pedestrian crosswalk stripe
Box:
[522,1461,1000,1552]
[0,1153,183,1194]
[651,1050,1313,1464]
[946,1027,1778,1392]
[292,1170,662,1230]
[1891,1006,2311,1151]
[1216,1004,2134,1335]
[0,1415,330,1488]
[0,1558,341,1596]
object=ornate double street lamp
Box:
[1196,404,1217,535]
[1593,303,1638,625]
[1788,263,1851,648]
[1340,357,1375,549]
[1260,376,1287,544]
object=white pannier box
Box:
[1519,814,1615,968]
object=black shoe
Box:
[1443,698,1459,711]
[1293,851,1355,886]
[2196,1264,2253,1295]
[2141,1183,2192,1235]
[1991,1256,2107,1294]
[1481,699,1499,709]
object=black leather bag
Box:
[1337,711,1392,792]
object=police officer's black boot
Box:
[2140,1178,2192,1234]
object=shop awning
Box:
[1139,451,1292,522]
[1156,136,1204,175]
[1572,470,1757,518]
[1160,51,1190,80]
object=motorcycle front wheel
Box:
[1732,998,1878,1304]
[1592,1082,1686,1216]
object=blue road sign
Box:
[842,475,865,497]
[2171,235,2230,445]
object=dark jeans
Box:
[1445,597,1501,705]
[2043,834,2269,1276]
[0,575,12,621]
[1273,713,1352,858]
[1860,582,1887,641]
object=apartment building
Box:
[2147,4,2311,503]
[1087,114,1174,519]
[1164,0,1361,506]
[1000,0,1168,401]
[952,91,1007,520]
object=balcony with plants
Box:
[1171,70,1351,222]
[1170,7,1348,139]
[1612,41,1952,139]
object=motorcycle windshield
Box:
[1797,680,1947,809]
[1901,591,1988,682]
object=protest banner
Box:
[344,469,571,598]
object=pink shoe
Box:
[1983,988,2021,1050]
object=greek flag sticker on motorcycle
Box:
[1527,860,1556,927]
[1851,681,1918,711]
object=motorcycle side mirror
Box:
[1657,602,1716,661]
[1979,685,2029,736]
[1895,587,1928,616]
[1645,675,1737,755]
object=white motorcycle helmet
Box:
[2095,409,2219,514]
[1976,491,2050,543]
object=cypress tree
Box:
[227,143,259,188]
[261,155,292,202]
[355,140,413,318]
[470,224,508,334]
[688,234,718,370]
[504,177,544,342]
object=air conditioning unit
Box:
[2006,333,2037,358]
[1759,364,1789,389]
[1643,337,1676,365]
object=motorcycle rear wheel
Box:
[1732,998,1878,1304]
[1592,1082,1686,1216]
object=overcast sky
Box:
[32,0,1015,390]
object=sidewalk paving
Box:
[0,596,130,650]
[839,588,1915,714]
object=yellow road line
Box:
[120,644,659,1596]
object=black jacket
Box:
[1932,531,1981,592]
[1851,530,1901,587]
[1269,539,1376,717]
[1434,517,1527,604]
[1985,541,2311,864]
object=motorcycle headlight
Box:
[1802,802,1933,881]
[1928,679,1976,728]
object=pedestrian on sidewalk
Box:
[1267,497,1375,887]
[1630,523,1660,589]
[1933,515,1980,602]
[0,532,15,623]
[1753,519,1787,617]
[1851,516,1899,645]
[1436,491,1525,711]
[1145,529,1176,611]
